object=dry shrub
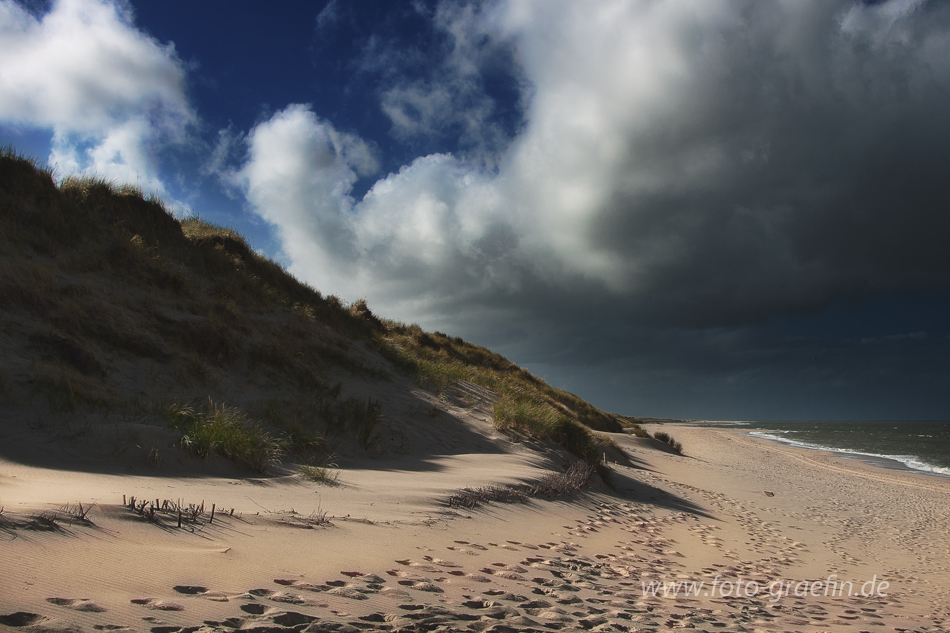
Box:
[447,460,595,508]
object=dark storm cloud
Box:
[587,0,950,326]
[232,0,950,417]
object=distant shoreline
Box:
[657,419,950,479]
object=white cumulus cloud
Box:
[0,0,194,192]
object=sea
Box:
[703,420,950,478]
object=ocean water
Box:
[710,420,950,477]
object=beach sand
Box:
[2,421,949,633]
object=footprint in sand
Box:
[492,571,526,580]
[0,613,47,627]
[396,580,444,593]
[394,559,441,572]
[46,597,107,612]
[326,586,369,600]
[462,599,500,609]
[387,569,425,580]
[247,589,273,597]
[532,607,575,624]
[268,592,307,605]
[490,562,527,573]
[288,582,327,593]
[422,555,461,567]
[446,546,481,556]
[492,592,529,603]
[446,571,491,583]
[358,574,386,584]
[480,564,526,580]
[271,611,318,626]
[171,586,207,595]
[130,599,183,611]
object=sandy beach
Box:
[3,420,948,633]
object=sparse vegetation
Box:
[122,494,235,527]
[492,392,599,462]
[611,414,650,437]
[627,425,650,438]
[60,502,95,524]
[447,460,596,508]
[300,457,340,485]
[375,322,621,433]
[653,430,684,455]
[165,400,281,473]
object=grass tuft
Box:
[165,400,282,472]
[652,430,684,455]
[493,393,598,462]
[300,457,340,485]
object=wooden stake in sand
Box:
[210,504,215,524]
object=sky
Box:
[2,0,949,421]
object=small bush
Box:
[653,430,684,455]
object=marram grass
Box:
[165,400,281,473]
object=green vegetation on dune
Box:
[165,400,282,473]
[0,147,626,474]
[367,320,626,467]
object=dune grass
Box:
[165,400,282,473]
[652,430,684,455]
[367,320,623,468]
[299,457,340,485]
[492,392,599,462]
